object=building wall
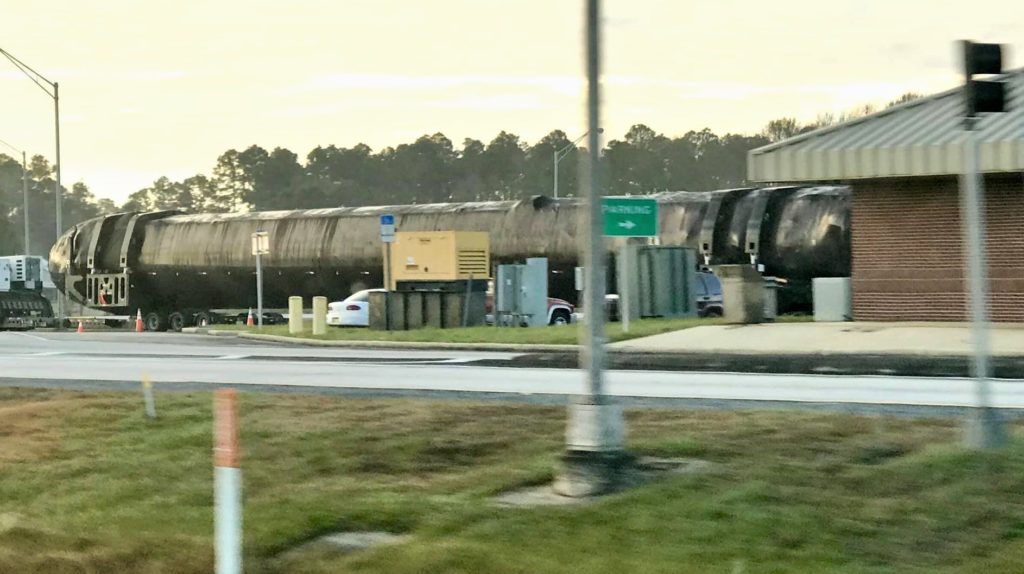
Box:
[852,175,1024,322]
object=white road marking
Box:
[1,331,50,342]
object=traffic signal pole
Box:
[959,40,1008,449]
[960,122,1004,448]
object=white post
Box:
[214,389,242,574]
[255,252,264,328]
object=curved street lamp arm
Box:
[555,128,604,160]
[0,48,56,98]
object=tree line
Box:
[120,125,769,214]
[0,156,114,257]
[0,93,921,257]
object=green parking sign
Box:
[602,197,658,237]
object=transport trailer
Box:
[48,187,850,331]
[0,256,54,330]
[0,290,53,330]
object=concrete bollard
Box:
[312,296,327,335]
[141,375,157,419]
[288,296,304,334]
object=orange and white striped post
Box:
[213,389,242,574]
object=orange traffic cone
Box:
[77,320,85,334]
[246,308,254,327]
[136,310,144,333]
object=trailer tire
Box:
[168,312,186,332]
[144,311,168,332]
[194,311,212,327]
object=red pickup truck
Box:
[485,296,574,326]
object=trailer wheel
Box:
[168,312,186,332]
[144,311,168,332]
[194,311,212,327]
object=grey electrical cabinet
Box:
[812,277,852,322]
[495,258,549,327]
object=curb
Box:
[182,328,241,337]
[196,330,580,353]
[181,328,1024,359]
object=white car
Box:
[327,288,385,327]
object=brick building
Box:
[748,70,1023,322]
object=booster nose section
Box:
[48,228,75,291]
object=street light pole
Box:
[0,47,63,327]
[54,82,62,248]
[0,138,30,254]
[22,151,29,255]
[553,0,627,499]
[552,128,602,199]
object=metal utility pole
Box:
[553,149,559,199]
[54,82,62,253]
[0,48,63,327]
[0,139,30,254]
[959,40,1008,449]
[554,0,627,498]
[21,151,29,255]
[582,0,606,408]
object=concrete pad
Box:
[610,322,1024,357]
[495,457,709,507]
[318,531,410,553]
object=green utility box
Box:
[368,288,486,331]
[617,245,699,320]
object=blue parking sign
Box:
[380,214,396,243]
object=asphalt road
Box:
[3,331,1024,416]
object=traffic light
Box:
[962,40,1008,120]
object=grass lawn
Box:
[218,316,731,345]
[2,388,1022,573]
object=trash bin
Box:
[763,277,780,321]
[715,265,764,324]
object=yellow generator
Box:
[389,231,490,287]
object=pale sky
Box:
[1,0,1019,203]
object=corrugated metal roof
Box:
[748,68,1024,182]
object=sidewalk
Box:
[610,321,1024,357]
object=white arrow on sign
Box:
[618,220,636,230]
